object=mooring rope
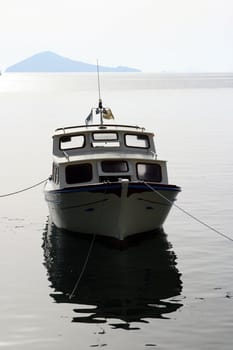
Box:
[68,182,110,299]
[69,234,96,300]
[144,182,233,243]
[0,178,49,198]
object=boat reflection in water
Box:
[42,222,183,329]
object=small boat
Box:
[44,99,181,240]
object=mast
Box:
[97,60,103,125]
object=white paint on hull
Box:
[44,181,179,240]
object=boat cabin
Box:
[50,124,168,188]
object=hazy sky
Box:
[1,0,233,72]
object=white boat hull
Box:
[44,181,180,240]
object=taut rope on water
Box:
[144,181,233,243]
[68,183,109,299]
[0,178,49,198]
[69,234,96,300]
[0,178,232,243]
[0,176,232,298]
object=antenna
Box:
[97,59,101,101]
[97,59,103,125]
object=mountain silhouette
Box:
[5,51,141,73]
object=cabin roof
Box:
[54,124,153,136]
[53,153,165,164]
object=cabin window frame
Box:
[52,163,59,184]
[91,132,120,148]
[59,134,86,151]
[92,132,119,141]
[101,160,129,173]
[136,162,162,182]
[65,163,93,184]
[124,133,150,149]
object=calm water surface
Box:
[0,73,233,349]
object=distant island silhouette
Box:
[5,51,141,73]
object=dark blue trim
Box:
[53,184,121,194]
[128,184,181,192]
[49,182,181,195]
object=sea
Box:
[0,72,233,349]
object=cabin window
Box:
[66,163,92,184]
[101,160,128,173]
[125,134,149,148]
[137,163,162,182]
[93,132,118,140]
[92,132,120,148]
[60,135,85,150]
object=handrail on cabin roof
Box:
[55,124,146,133]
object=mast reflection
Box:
[43,222,183,329]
